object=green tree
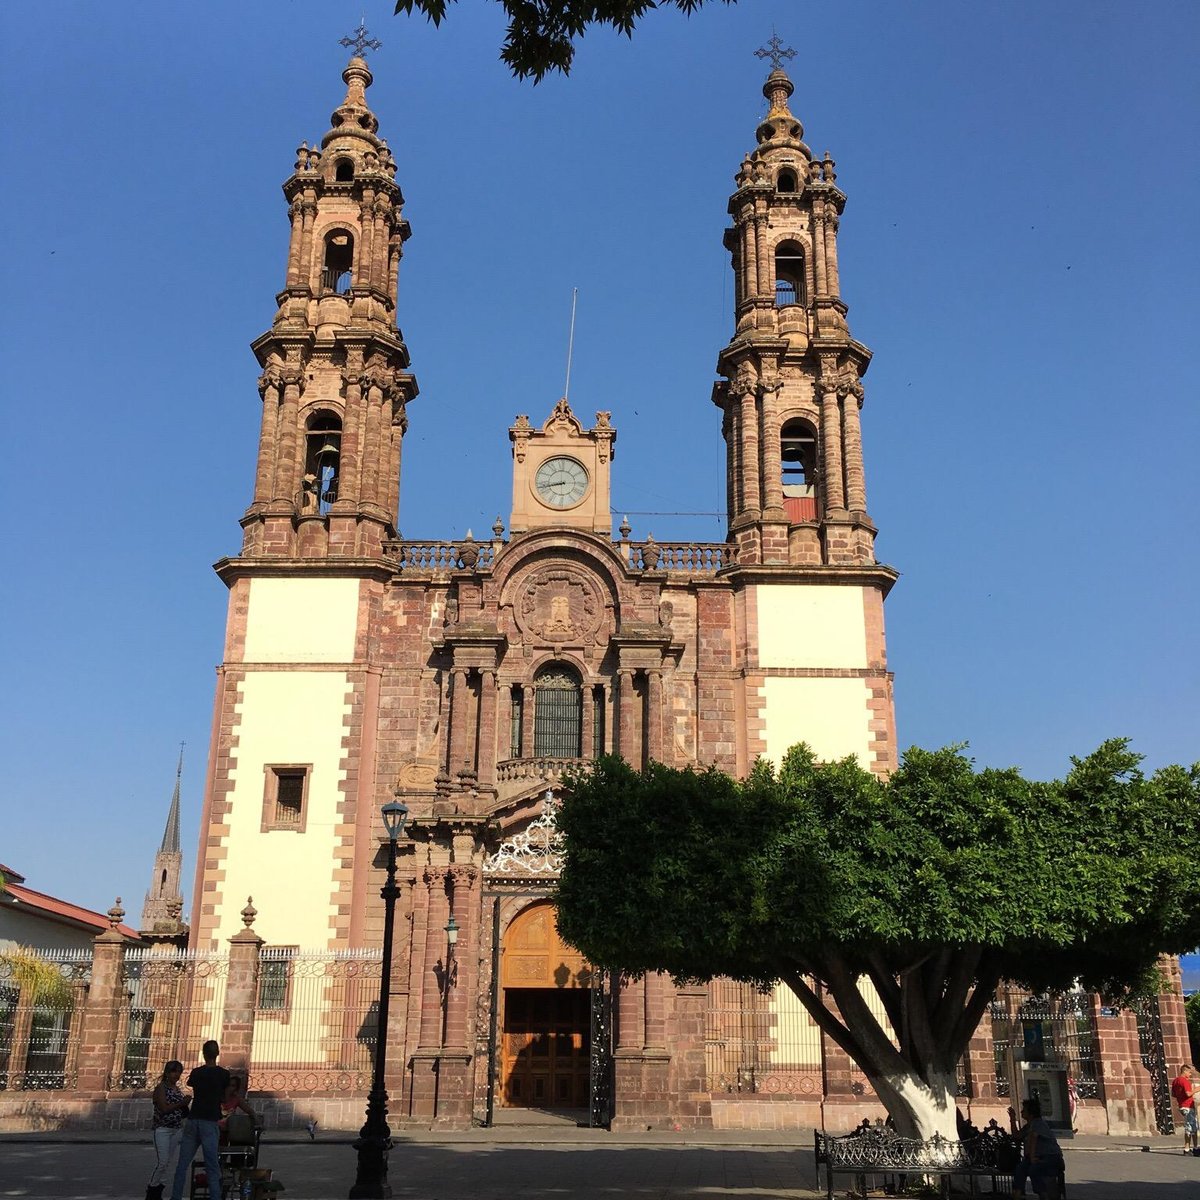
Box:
[395,0,735,80]
[556,740,1200,1139]
[1186,991,1200,1065]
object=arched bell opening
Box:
[303,411,342,515]
[320,230,354,295]
[774,240,806,308]
[781,418,817,523]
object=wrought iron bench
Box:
[813,1120,1056,1198]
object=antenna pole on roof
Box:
[563,287,579,401]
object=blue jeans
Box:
[1014,1156,1063,1197]
[170,1118,222,1200]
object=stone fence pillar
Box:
[221,898,264,1080]
[75,899,131,1094]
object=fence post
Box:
[75,899,130,1094]
[221,897,264,1081]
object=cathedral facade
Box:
[190,50,901,1128]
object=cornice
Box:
[718,561,900,596]
[214,555,395,586]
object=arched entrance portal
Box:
[500,900,593,1110]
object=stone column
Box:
[74,900,129,1094]
[357,192,376,288]
[819,379,846,515]
[581,683,595,759]
[521,684,535,758]
[645,670,663,764]
[497,682,513,762]
[842,380,868,513]
[334,368,364,508]
[252,373,280,507]
[284,200,304,288]
[447,668,470,776]
[409,867,450,1120]
[812,202,829,296]
[824,209,841,298]
[760,382,784,512]
[739,387,760,514]
[221,898,265,1080]
[273,368,303,507]
[297,196,317,288]
[616,669,635,763]
[417,869,450,1050]
[360,377,384,511]
[740,213,756,304]
[442,866,476,1052]
[723,407,739,521]
[643,972,667,1051]
[373,202,391,291]
[476,669,498,783]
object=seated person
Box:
[217,1076,259,1145]
[1008,1096,1064,1199]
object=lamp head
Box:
[445,913,459,946]
[381,799,409,842]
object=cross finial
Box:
[340,19,382,58]
[754,32,796,73]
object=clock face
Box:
[535,456,589,508]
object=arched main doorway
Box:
[500,900,592,1110]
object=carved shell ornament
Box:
[513,566,606,645]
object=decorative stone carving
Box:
[513,566,605,645]
[395,760,438,791]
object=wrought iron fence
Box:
[0,948,91,1091]
[990,988,1100,1103]
[117,948,229,1090]
[705,979,823,1097]
[248,948,381,1094]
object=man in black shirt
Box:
[170,1040,231,1200]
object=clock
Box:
[535,456,589,508]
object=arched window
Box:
[533,664,582,759]
[321,231,354,295]
[780,419,817,523]
[774,241,806,307]
[334,158,354,182]
[777,168,797,193]
[303,411,341,515]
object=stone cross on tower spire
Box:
[340,20,382,58]
[754,32,796,73]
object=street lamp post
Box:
[350,798,408,1199]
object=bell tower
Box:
[241,48,418,560]
[714,46,876,568]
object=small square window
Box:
[262,765,311,833]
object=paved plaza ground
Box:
[0,1128,1196,1200]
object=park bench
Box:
[813,1119,1063,1198]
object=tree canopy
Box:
[394,0,735,80]
[556,740,1200,1136]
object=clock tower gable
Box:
[509,398,615,536]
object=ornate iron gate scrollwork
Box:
[1136,996,1175,1135]
[589,968,614,1127]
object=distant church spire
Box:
[159,743,183,854]
[141,745,187,936]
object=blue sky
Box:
[1,1,1196,916]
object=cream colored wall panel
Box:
[218,671,350,946]
[242,578,360,663]
[756,584,868,669]
[761,677,872,767]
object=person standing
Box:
[1171,1063,1197,1154]
[146,1060,188,1200]
[169,1040,231,1200]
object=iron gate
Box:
[1136,996,1175,1135]
[589,968,614,1127]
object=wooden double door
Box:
[501,986,590,1109]
[499,901,593,1111]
